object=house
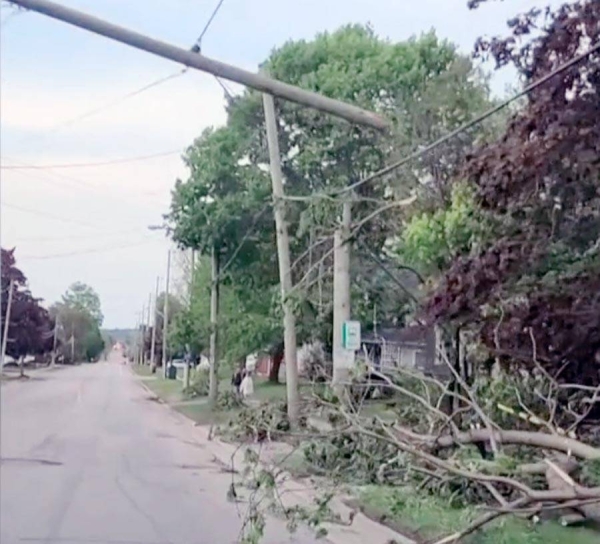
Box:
[361,325,450,378]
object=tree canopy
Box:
[52,282,105,362]
[166,24,497,368]
[422,0,600,384]
[1,248,54,361]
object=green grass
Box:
[175,402,241,426]
[357,486,600,544]
[132,364,154,378]
[254,379,288,402]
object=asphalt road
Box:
[0,356,318,544]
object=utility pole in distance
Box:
[262,92,300,425]
[50,317,59,366]
[0,279,15,370]
[150,276,159,369]
[145,292,152,365]
[162,250,171,378]
[7,0,388,130]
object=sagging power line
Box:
[0,148,183,170]
[7,0,387,129]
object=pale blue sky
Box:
[0,0,555,328]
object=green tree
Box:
[61,282,103,326]
[52,282,105,363]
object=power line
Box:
[0,148,182,170]
[25,0,227,140]
[2,201,109,230]
[192,0,227,52]
[38,69,187,135]
[332,40,600,198]
[12,227,147,243]
[1,155,167,209]
[18,239,157,260]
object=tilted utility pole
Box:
[150,276,159,368]
[262,92,300,424]
[0,279,15,370]
[332,200,352,391]
[7,0,387,130]
[162,250,171,378]
[208,245,220,407]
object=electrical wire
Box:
[331,40,600,198]
[214,75,235,101]
[18,239,158,260]
[2,155,167,210]
[194,0,227,50]
[2,201,109,230]
[12,228,147,243]
[0,148,183,170]
[40,69,188,135]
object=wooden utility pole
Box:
[332,200,352,391]
[145,292,152,365]
[262,92,300,424]
[70,325,75,364]
[150,276,159,368]
[139,304,145,365]
[0,279,15,370]
[162,250,171,378]
[50,318,59,366]
[208,245,220,407]
[8,0,387,130]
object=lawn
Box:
[357,485,600,544]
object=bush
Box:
[184,368,210,398]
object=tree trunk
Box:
[269,342,284,383]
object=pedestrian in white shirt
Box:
[240,370,254,398]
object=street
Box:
[0,356,318,544]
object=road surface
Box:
[0,357,318,544]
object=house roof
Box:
[362,325,433,346]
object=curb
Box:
[131,370,415,544]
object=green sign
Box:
[342,320,361,350]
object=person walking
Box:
[239,370,254,399]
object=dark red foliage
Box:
[428,1,600,383]
[1,248,54,358]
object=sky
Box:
[0,0,557,328]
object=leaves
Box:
[427,0,600,383]
[1,248,54,359]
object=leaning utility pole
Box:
[150,276,159,368]
[162,250,171,378]
[7,0,387,130]
[0,279,15,370]
[332,200,352,391]
[208,245,220,407]
[262,92,300,424]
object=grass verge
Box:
[356,485,600,544]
